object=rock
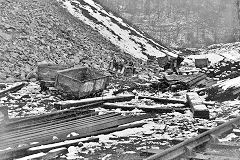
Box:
[0,29,12,40]
[0,72,7,80]
[5,77,17,83]
[20,71,26,80]
[29,78,37,82]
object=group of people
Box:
[161,55,184,74]
[109,55,184,75]
[109,57,136,75]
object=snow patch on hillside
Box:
[58,0,177,60]
[184,54,224,66]
[184,42,240,66]
[204,42,240,61]
[217,76,240,91]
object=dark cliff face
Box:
[97,0,240,48]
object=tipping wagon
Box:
[37,62,68,88]
[195,58,209,68]
[55,67,111,98]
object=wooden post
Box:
[186,92,209,119]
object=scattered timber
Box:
[0,82,26,98]
[0,113,150,160]
[54,95,135,109]
[103,103,187,113]
[27,122,146,154]
[2,102,102,130]
[138,96,187,104]
[164,73,207,89]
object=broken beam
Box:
[103,103,187,113]
[186,92,209,119]
[54,95,135,109]
[0,82,26,98]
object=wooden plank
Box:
[1,110,96,133]
[4,101,103,129]
[1,137,99,160]
[28,122,146,154]
[187,73,207,87]
[0,113,136,147]
[0,114,150,159]
[103,103,187,113]
[0,113,120,142]
[138,96,187,104]
[186,92,209,119]
[0,82,26,98]
[54,95,135,109]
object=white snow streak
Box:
[58,0,177,60]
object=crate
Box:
[195,58,209,68]
[55,67,110,98]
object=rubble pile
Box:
[203,60,240,80]
[1,72,240,159]
[206,76,240,101]
[0,82,60,118]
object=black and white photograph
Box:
[1,0,240,159]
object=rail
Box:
[145,116,240,160]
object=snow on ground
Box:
[215,76,240,90]
[184,53,224,66]
[183,42,240,66]
[58,0,178,60]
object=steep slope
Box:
[0,0,134,81]
[0,0,177,81]
[58,0,177,60]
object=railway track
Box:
[145,116,240,160]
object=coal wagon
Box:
[55,67,110,98]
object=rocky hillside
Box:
[98,0,240,48]
[0,0,177,82]
[0,0,118,81]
